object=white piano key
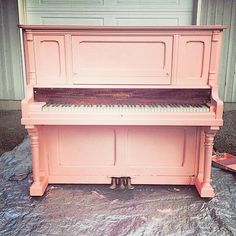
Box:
[42,103,210,113]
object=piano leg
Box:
[195,128,217,198]
[27,125,48,196]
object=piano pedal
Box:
[120,177,125,190]
[109,177,117,190]
[127,177,134,190]
[109,177,134,190]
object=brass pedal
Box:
[109,177,134,190]
[127,177,134,190]
[120,177,125,189]
[109,177,117,190]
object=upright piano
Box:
[20,25,227,197]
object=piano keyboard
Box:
[42,104,210,113]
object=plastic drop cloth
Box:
[0,137,235,236]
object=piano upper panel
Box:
[71,35,172,85]
[20,25,226,88]
[177,35,211,85]
[33,35,66,84]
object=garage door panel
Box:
[26,0,104,9]
[26,0,193,11]
[40,16,105,26]
[115,0,193,9]
[25,0,194,26]
[116,18,178,26]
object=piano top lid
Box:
[18,24,228,31]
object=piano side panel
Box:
[34,36,66,85]
[42,126,197,183]
[72,36,172,85]
[177,35,211,86]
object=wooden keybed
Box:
[19,25,227,197]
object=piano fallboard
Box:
[34,88,211,105]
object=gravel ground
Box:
[214,110,236,155]
[0,110,26,156]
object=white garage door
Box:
[25,0,194,26]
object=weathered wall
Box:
[0,0,24,100]
[200,0,236,103]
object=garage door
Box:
[25,0,194,25]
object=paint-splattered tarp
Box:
[0,138,236,236]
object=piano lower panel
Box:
[38,125,199,183]
[48,175,195,185]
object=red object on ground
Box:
[212,153,236,173]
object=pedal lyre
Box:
[109,177,134,190]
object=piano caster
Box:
[109,177,134,190]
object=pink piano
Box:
[20,25,227,197]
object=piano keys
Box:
[19,25,227,197]
[42,103,210,113]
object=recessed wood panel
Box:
[34,36,66,84]
[177,36,211,85]
[184,41,205,78]
[58,127,115,166]
[55,126,115,167]
[79,41,165,70]
[45,126,117,176]
[40,41,60,77]
[125,127,197,176]
[126,127,186,167]
[72,36,173,84]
